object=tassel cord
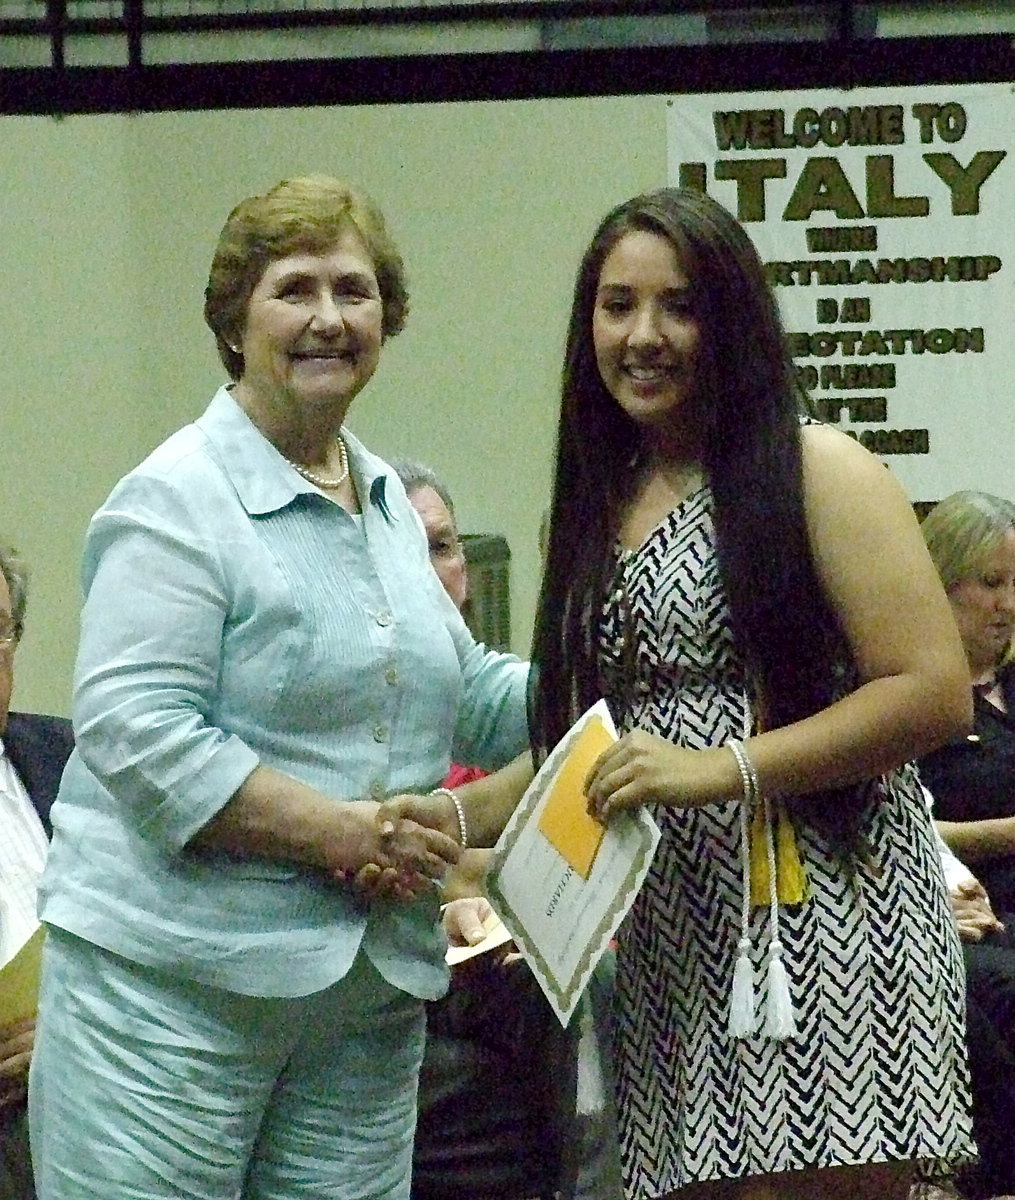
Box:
[763,791,797,1039]
[728,733,798,1041]
[727,738,758,1038]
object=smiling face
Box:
[948,528,1015,678]
[592,228,701,439]
[237,228,384,425]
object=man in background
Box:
[395,462,468,612]
[0,542,73,1200]
[392,462,482,790]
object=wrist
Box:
[430,787,468,848]
[685,744,747,808]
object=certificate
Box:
[486,700,660,1026]
[0,925,44,1026]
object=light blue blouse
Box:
[39,388,529,999]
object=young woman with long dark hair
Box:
[384,188,974,1200]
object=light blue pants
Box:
[29,930,425,1200]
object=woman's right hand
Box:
[376,791,460,842]
[192,770,461,902]
[333,802,461,902]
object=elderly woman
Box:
[28,176,529,1200]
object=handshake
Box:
[340,790,465,902]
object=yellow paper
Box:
[0,925,44,1025]
[536,714,614,878]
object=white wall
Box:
[2,95,664,713]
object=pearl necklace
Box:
[286,437,349,490]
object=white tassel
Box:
[728,937,756,1037]
[764,940,796,1039]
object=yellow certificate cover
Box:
[536,714,614,878]
[0,925,44,1025]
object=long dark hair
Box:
[530,187,859,852]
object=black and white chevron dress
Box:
[598,484,974,1197]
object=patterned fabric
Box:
[597,485,975,1197]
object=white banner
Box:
[667,84,1011,506]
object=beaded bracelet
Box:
[727,738,759,805]
[429,787,468,849]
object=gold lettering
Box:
[866,155,928,218]
[923,151,1007,215]
[783,158,864,221]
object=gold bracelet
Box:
[429,787,468,848]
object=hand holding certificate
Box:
[486,701,660,1026]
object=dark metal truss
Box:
[0,0,1011,115]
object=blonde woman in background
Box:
[919,490,1015,1199]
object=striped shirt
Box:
[0,737,47,964]
[40,387,529,998]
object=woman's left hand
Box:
[443,896,494,947]
[443,896,521,968]
[585,730,714,822]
